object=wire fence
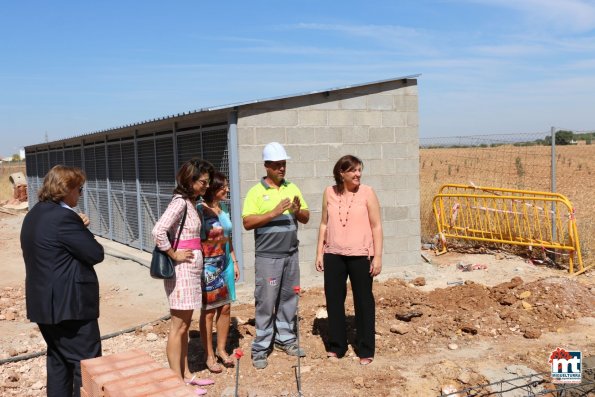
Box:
[438,366,594,396]
[420,130,595,266]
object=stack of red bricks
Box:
[80,349,196,397]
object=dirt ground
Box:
[0,211,594,397]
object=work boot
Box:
[252,353,268,369]
[274,343,306,357]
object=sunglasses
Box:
[78,186,84,193]
[265,161,287,169]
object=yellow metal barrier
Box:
[432,184,587,274]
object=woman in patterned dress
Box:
[152,159,214,381]
[198,172,240,372]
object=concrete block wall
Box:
[236,79,420,287]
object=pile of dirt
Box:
[105,275,593,396]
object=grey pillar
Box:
[227,110,244,282]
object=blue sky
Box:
[1,0,594,155]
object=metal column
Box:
[227,110,244,282]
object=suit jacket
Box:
[20,201,104,324]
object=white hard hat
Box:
[262,142,291,161]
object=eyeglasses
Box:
[78,186,84,193]
[265,161,287,169]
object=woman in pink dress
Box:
[152,159,214,384]
[315,155,383,366]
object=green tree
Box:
[544,130,575,145]
[11,153,21,161]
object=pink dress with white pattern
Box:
[152,195,203,310]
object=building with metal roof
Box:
[25,75,421,284]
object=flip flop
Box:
[216,350,235,368]
[205,357,223,373]
[360,357,374,366]
[185,375,215,386]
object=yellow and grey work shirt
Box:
[242,178,308,258]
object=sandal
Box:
[185,375,215,386]
[205,356,223,373]
[360,357,374,366]
[216,350,235,368]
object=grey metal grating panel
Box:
[108,144,123,191]
[176,128,229,175]
[28,121,229,252]
[138,140,156,193]
[125,192,140,248]
[111,191,126,242]
[176,133,202,166]
[25,154,39,209]
[122,142,136,192]
[64,150,74,167]
[84,147,97,189]
[26,153,36,177]
[156,137,175,196]
[109,191,138,247]
[95,145,107,190]
[96,190,109,236]
[86,191,100,235]
[141,194,160,249]
[158,196,173,220]
[28,180,39,208]
[64,147,82,168]
[38,152,49,177]
[202,129,229,176]
[49,150,64,167]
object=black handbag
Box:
[150,200,188,279]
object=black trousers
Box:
[323,253,375,358]
[38,320,102,397]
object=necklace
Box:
[337,192,356,227]
[205,201,221,215]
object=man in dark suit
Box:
[21,165,104,397]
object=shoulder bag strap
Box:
[172,198,188,251]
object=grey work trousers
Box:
[251,251,300,356]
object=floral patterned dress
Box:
[198,203,236,310]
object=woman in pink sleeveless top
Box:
[315,155,383,365]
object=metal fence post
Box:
[551,126,557,242]
[105,137,113,241]
[134,130,143,251]
[227,109,244,282]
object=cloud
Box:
[293,22,422,41]
[290,22,440,56]
[222,44,390,57]
[463,0,595,32]
[471,43,547,57]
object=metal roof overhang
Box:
[25,74,420,151]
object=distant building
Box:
[24,76,421,284]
